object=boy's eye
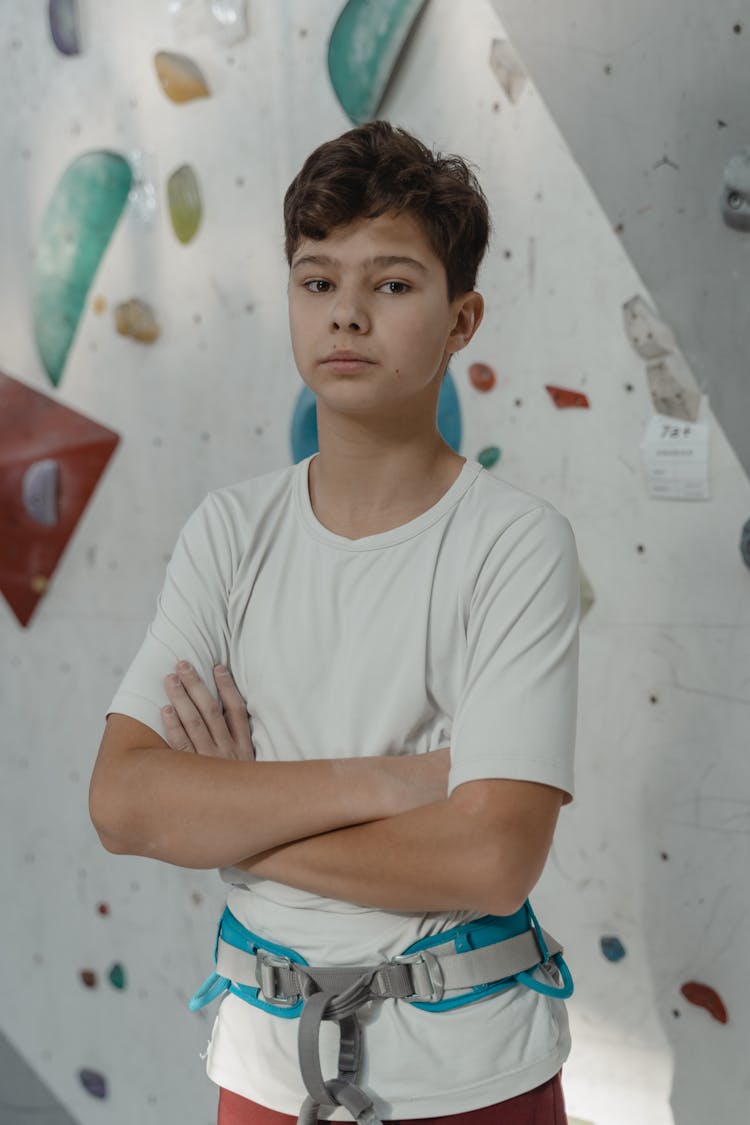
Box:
[301,279,411,294]
[378,280,410,294]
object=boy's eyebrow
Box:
[291,253,428,274]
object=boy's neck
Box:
[307,439,467,540]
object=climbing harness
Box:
[189,899,573,1125]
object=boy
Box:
[89,121,580,1124]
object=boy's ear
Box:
[448,291,484,354]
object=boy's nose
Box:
[331,308,369,331]
[330,296,370,331]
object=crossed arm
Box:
[90,662,563,917]
[231,778,562,917]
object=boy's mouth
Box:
[322,349,375,363]
[321,351,378,371]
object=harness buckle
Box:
[391,948,445,1003]
[255,951,299,1008]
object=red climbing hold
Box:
[468,363,497,392]
[680,981,728,1024]
[545,385,590,408]
[97,902,110,916]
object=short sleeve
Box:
[105,492,232,741]
[447,505,580,806]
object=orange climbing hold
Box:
[468,363,497,392]
[680,980,728,1024]
[545,385,590,408]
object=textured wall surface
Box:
[1,3,749,1125]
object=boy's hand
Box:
[162,662,256,762]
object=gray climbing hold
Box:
[22,459,60,526]
[720,146,750,231]
[740,517,750,567]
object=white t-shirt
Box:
[106,453,580,1120]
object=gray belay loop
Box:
[294,967,383,1125]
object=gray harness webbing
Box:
[213,925,563,1125]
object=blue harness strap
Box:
[189,905,311,1018]
[396,898,573,1009]
[188,900,573,1125]
[189,898,572,1016]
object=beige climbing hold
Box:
[622,295,678,359]
[115,298,160,344]
[646,356,701,422]
[489,38,527,104]
[622,294,703,419]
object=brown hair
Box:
[283,120,492,303]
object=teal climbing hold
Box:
[327,0,428,124]
[478,445,501,469]
[32,152,133,386]
[108,962,126,990]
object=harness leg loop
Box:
[295,972,383,1125]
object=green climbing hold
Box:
[32,152,133,386]
[328,0,427,124]
[477,445,501,469]
[108,962,126,990]
[167,164,202,244]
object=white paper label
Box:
[639,411,710,500]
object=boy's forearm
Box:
[232,796,506,915]
[96,750,398,869]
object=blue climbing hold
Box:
[600,935,626,962]
[78,1068,108,1099]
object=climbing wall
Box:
[1,2,749,1124]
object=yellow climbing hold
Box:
[154,51,211,104]
[167,165,203,244]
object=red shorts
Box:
[217,1070,567,1124]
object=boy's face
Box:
[287,210,472,416]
